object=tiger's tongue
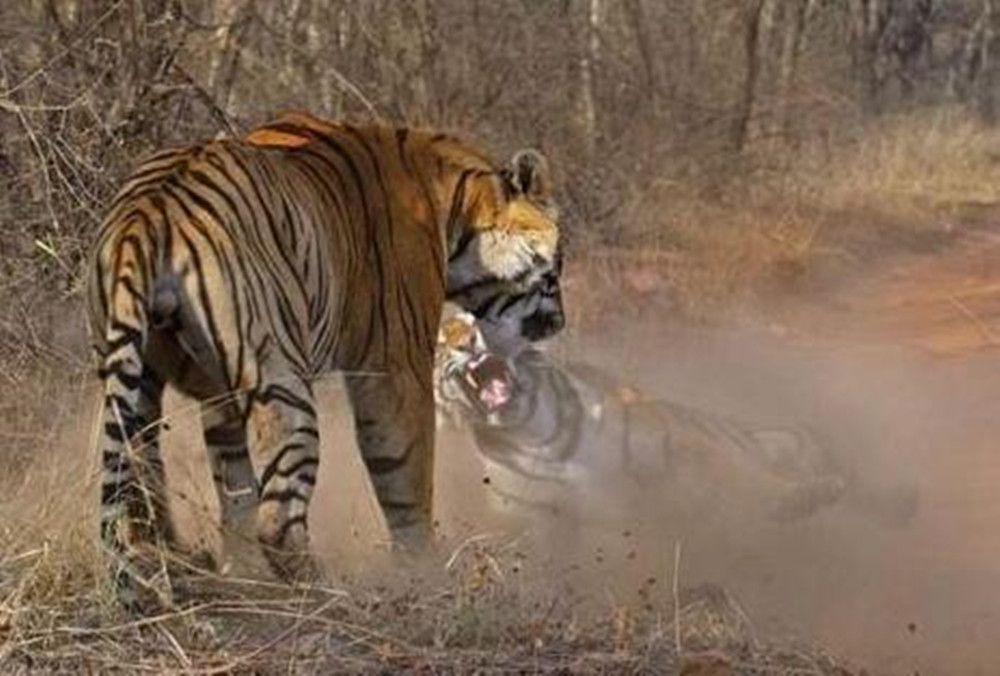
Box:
[468,354,512,411]
[478,376,511,411]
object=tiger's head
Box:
[435,309,516,429]
[446,149,565,348]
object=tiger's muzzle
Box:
[523,249,565,341]
[520,286,565,341]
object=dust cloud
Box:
[312,318,996,675]
[548,319,1000,675]
[123,291,1000,676]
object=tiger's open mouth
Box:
[456,352,514,414]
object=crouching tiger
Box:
[88,111,564,607]
[435,311,854,524]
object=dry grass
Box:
[565,109,1000,328]
[0,366,863,674]
[806,109,1000,220]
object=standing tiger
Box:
[88,111,564,605]
[435,311,852,524]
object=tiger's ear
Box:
[505,149,551,202]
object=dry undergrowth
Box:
[0,477,858,674]
[567,109,1000,327]
[0,377,856,672]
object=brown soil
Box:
[756,219,1000,675]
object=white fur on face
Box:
[475,227,557,280]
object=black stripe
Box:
[328,130,394,363]
[138,372,163,401]
[204,425,245,446]
[108,318,141,336]
[253,383,315,414]
[97,357,139,380]
[364,437,416,474]
[102,482,137,505]
[105,422,132,443]
[492,291,529,319]
[395,128,409,166]
[199,154,310,373]
[365,456,408,474]
[354,415,378,430]
[448,274,504,302]
[445,171,474,253]
[258,121,312,139]
[259,487,310,503]
[379,500,420,511]
[259,442,309,489]
[227,150,311,318]
[217,448,251,462]
[276,456,318,478]
[115,370,142,391]
[105,393,137,417]
[169,177,248,386]
[292,426,320,439]
[173,221,232,385]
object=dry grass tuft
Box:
[808,109,1000,220]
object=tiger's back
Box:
[90,123,470,383]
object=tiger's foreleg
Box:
[247,374,322,583]
[347,371,436,552]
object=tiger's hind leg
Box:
[98,357,177,608]
[346,371,436,553]
[246,374,322,583]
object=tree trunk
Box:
[778,0,816,140]
[580,0,601,160]
[734,0,777,152]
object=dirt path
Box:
[730,222,1000,674]
[795,223,1000,675]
